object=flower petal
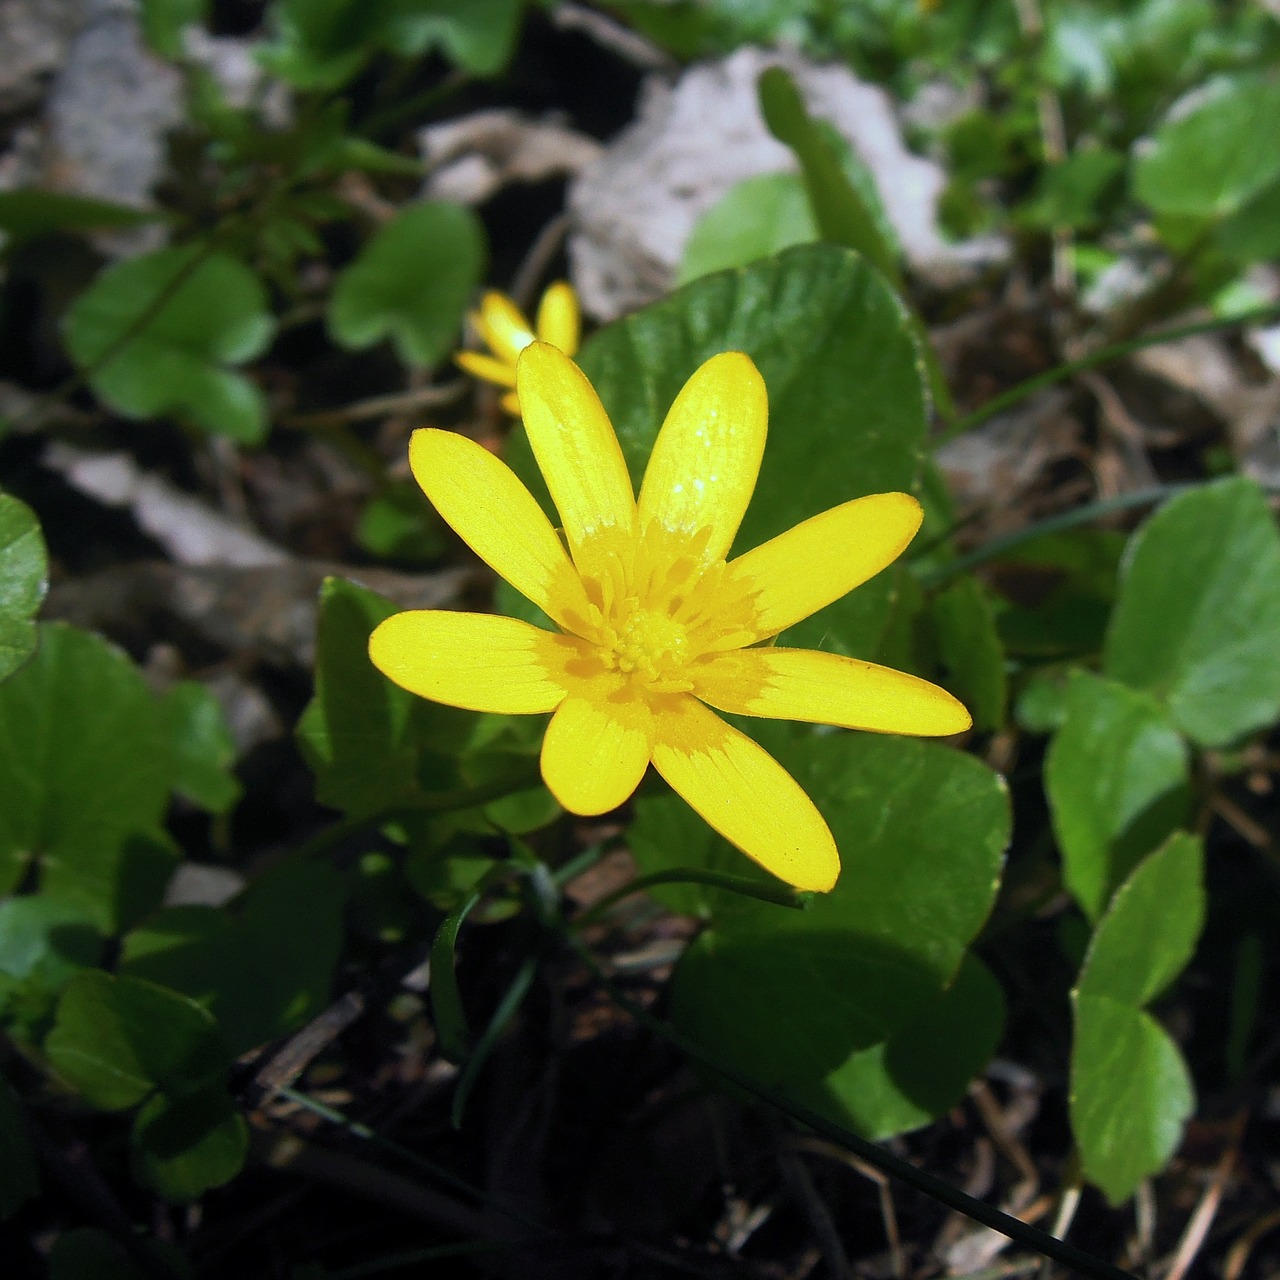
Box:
[408,428,591,628]
[637,352,766,563]
[650,697,839,892]
[369,611,572,714]
[455,350,516,388]
[694,647,973,737]
[534,281,580,355]
[476,292,534,364]
[540,695,651,815]
[731,492,923,639]
[516,342,637,554]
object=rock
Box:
[567,46,1007,321]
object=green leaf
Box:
[807,954,1005,1140]
[0,896,103,1027]
[131,1085,248,1201]
[356,481,447,563]
[328,201,485,368]
[0,624,175,932]
[297,577,427,818]
[1134,74,1280,221]
[162,680,241,814]
[45,971,226,1110]
[259,0,381,89]
[1077,833,1204,1009]
[381,0,525,75]
[1046,671,1190,921]
[757,68,903,289]
[120,856,346,1057]
[678,174,817,284]
[0,1075,39,1218]
[0,190,160,248]
[63,245,276,443]
[1104,477,1280,746]
[662,733,1009,1084]
[1215,172,1280,265]
[1071,994,1194,1205]
[1018,145,1125,231]
[0,493,47,683]
[140,0,209,57]
[930,577,1006,732]
[505,244,928,659]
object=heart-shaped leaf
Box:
[328,201,485,368]
[1104,477,1280,747]
[63,246,275,442]
[0,493,47,683]
[1046,671,1190,920]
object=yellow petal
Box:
[500,388,521,416]
[637,352,766,564]
[534,281,581,355]
[455,349,516,388]
[516,342,637,554]
[731,492,923,639]
[476,291,535,364]
[540,695,651,815]
[369,611,572,714]
[408,429,591,629]
[650,697,839,892]
[693,647,973,737]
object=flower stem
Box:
[574,868,808,929]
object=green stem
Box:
[565,934,1138,1280]
[574,868,808,929]
[276,1086,547,1234]
[915,484,1189,587]
[937,302,1280,443]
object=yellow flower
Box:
[454,282,581,416]
[370,344,970,892]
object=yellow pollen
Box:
[562,520,765,699]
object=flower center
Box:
[562,522,762,698]
[607,602,690,686]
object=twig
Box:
[1160,1114,1243,1280]
[511,213,573,313]
[551,3,678,73]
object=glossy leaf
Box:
[162,680,241,814]
[131,1086,248,1201]
[1134,74,1280,220]
[1046,671,1190,921]
[63,246,275,442]
[0,896,103,1028]
[678,174,816,284]
[1104,477,1280,746]
[807,954,1004,1139]
[121,856,346,1057]
[658,732,1009,1084]
[328,201,485,368]
[1077,833,1204,1010]
[0,493,47,683]
[297,577,428,818]
[1071,994,1194,1205]
[45,971,226,1111]
[506,244,928,659]
[930,576,1007,731]
[0,625,174,932]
